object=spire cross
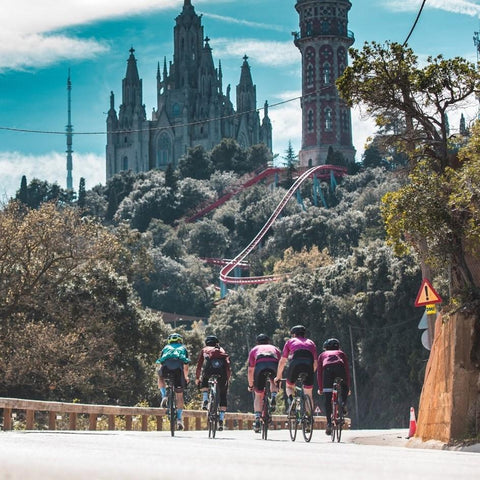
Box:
[243,54,249,62]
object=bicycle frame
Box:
[260,373,273,440]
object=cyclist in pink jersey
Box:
[274,325,318,410]
[247,333,281,433]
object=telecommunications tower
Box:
[66,70,73,190]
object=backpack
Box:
[205,347,229,370]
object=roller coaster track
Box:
[219,165,346,286]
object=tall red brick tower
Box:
[294,0,356,167]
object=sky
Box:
[1,0,479,200]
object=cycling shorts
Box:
[286,358,314,388]
[253,361,278,392]
[158,365,185,392]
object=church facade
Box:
[106,0,272,180]
[294,0,356,167]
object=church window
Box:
[307,64,314,86]
[325,108,333,131]
[122,156,128,171]
[157,133,172,168]
[307,110,314,132]
[306,21,313,36]
[341,110,349,131]
[321,20,330,34]
[323,63,331,84]
[172,103,180,117]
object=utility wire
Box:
[403,0,427,47]
[0,95,303,136]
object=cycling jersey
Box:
[281,337,317,361]
[248,344,281,367]
[317,349,350,389]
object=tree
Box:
[337,41,480,300]
[282,141,298,188]
[337,42,479,172]
[78,177,86,208]
[177,146,212,180]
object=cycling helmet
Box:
[256,333,270,344]
[290,325,306,336]
[168,332,183,344]
[323,338,340,350]
[205,335,219,347]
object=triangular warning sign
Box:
[415,278,442,307]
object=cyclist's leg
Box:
[173,368,185,429]
[200,372,210,409]
[158,365,169,407]
[218,373,228,429]
[300,364,315,413]
[253,366,267,432]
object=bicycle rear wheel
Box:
[336,399,344,442]
[302,394,314,442]
[261,383,271,440]
[169,388,176,437]
[287,399,298,441]
[207,388,218,438]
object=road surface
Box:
[0,428,478,480]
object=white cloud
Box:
[211,38,299,67]
[386,0,480,16]
[0,151,105,201]
[202,13,289,33]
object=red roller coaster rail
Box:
[219,164,346,286]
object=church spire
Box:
[236,55,256,113]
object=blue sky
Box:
[0,0,479,200]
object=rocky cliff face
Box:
[416,307,480,443]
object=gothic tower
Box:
[106,0,272,180]
[294,0,356,167]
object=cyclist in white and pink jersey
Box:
[274,325,318,410]
[248,333,281,433]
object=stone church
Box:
[106,0,272,179]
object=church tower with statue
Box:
[293,0,356,167]
[106,0,272,179]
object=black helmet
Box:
[323,338,340,350]
[256,333,270,344]
[290,325,306,336]
[205,335,219,347]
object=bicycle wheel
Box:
[331,397,338,442]
[302,394,314,442]
[207,387,218,438]
[336,399,344,443]
[169,388,176,437]
[287,399,298,441]
[261,383,271,440]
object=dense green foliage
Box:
[4,138,437,428]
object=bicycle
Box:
[330,377,345,442]
[164,375,177,437]
[260,372,274,440]
[206,375,220,438]
[287,372,314,442]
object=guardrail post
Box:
[125,415,132,430]
[108,414,115,430]
[48,411,56,430]
[156,416,163,431]
[141,415,148,431]
[89,414,97,431]
[69,412,77,430]
[26,410,35,430]
[3,408,12,430]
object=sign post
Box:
[414,279,442,349]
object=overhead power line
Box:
[0,95,302,137]
[403,0,427,47]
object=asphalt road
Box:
[0,428,478,480]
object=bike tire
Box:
[336,399,344,442]
[331,396,338,442]
[208,388,218,439]
[287,400,298,442]
[169,388,176,437]
[261,382,271,440]
[302,394,314,443]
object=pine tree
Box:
[78,178,86,209]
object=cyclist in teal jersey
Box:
[156,332,190,430]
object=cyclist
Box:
[195,335,231,431]
[274,325,318,417]
[317,337,350,435]
[156,332,190,431]
[247,333,281,433]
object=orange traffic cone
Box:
[407,407,417,438]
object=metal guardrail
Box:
[0,397,350,432]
